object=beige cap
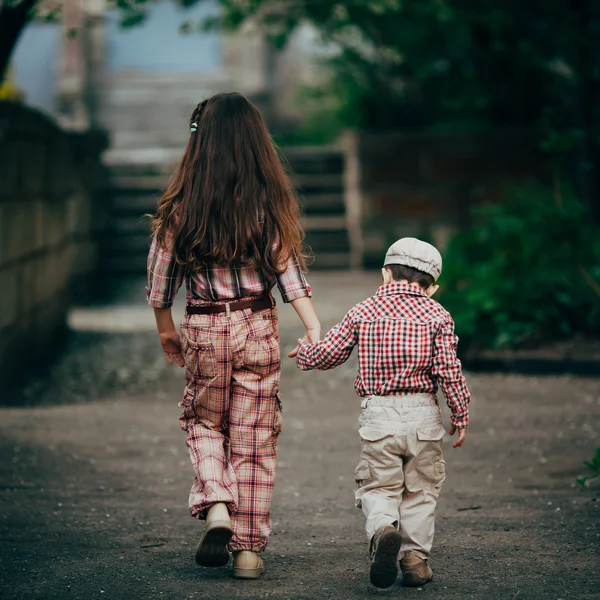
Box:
[383,237,442,281]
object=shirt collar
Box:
[376,281,428,298]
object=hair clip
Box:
[190,122,198,133]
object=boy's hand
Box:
[287,328,320,359]
[288,337,307,359]
[159,330,184,367]
[449,424,467,448]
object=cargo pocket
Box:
[406,425,446,493]
[358,426,394,443]
[354,459,372,486]
[355,427,393,486]
[183,335,217,382]
[178,388,199,431]
[273,393,283,436]
[181,332,218,422]
[416,425,446,443]
[243,331,280,375]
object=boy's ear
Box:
[426,284,439,297]
[381,268,392,285]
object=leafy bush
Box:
[438,183,600,351]
[577,448,600,488]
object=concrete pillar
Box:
[342,130,365,270]
[56,0,105,131]
[56,0,88,130]
[83,0,106,130]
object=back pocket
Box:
[243,331,280,375]
[183,337,218,381]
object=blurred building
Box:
[12,0,327,159]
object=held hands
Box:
[288,327,321,358]
[159,330,185,367]
[449,424,467,448]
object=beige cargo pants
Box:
[354,394,446,559]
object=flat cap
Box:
[383,237,442,281]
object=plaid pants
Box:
[179,300,282,553]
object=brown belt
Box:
[186,295,273,316]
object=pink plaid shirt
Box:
[297,282,471,428]
[146,235,312,308]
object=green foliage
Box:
[577,448,600,488]
[438,183,600,351]
[209,1,597,134]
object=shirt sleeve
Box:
[297,310,358,371]
[431,316,471,428]
[146,233,185,308]
[275,254,312,303]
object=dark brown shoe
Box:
[400,552,433,587]
[369,525,402,588]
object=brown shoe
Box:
[369,525,402,588]
[195,503,233,567]
[232,551,264,579]
[400,552,433,587]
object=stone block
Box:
[19,143,46,195]
[43,247,70,300]
[66,191,92,235]
[0,265,20,329]
[32,201,46,252]
[19,258,38,314]
[45,139,74,197]
[0,144,20,200]
[0,201,37,265]
[40,201,68,248]
[71,240,97,276]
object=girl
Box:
[146,93,320,579]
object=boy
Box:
[295,238,471,589]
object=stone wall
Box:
[0,102,107,391]
[342,129,542,267]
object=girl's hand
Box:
[306,327,321,343]
[159,330,185,367]
[449,424,467,448]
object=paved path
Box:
[1,273,599,600]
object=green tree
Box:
[212,1,600,219]
[2,1,598,218]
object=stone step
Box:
[109,192,345,216]
[102,147,349,271]
[102,250,350,274]
[108,171,342,193]
[302,216,347,230]
[103,225,350,253]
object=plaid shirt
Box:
[146,234,311,308]
[297,282,471,428]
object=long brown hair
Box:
[152,92,306,274]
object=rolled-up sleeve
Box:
[431,317,471,428]
[146,233,185,308]
[276,254,312,303]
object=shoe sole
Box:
[402,572,433,587]
[370,529,402,589]
[232,565,264,580]
[195,525,233,567]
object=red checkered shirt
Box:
[297,282,471,428]
[146,234,312,308]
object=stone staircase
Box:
[101,146,351,275]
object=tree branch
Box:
[0,0,38,81]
